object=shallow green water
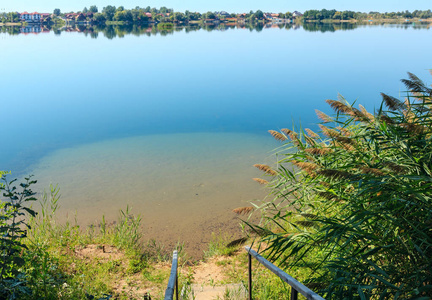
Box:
[31,132,277,255]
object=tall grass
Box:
[249,72,432,298]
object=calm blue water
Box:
[1,23,431,254]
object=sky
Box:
[0,0,430,14]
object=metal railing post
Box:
[248,252,252,300]
[176,275,179,300]
[291,287,298,300]
[164,250,178,300]
[245,246,325,300]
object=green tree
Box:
[205,11,216,19]
[89,5,98,13]
[102,5,116,21]
[254,10,264,20]
[82,7,88,13]
[172,12,185,22]
[285,11,293,19]
[250,72,432,298]
[53,8,61,16]
[114,10,132,22]
[93,13,106,23]
[7,12,19,22]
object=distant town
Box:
[1,6,431,26]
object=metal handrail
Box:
[245,246,325,300]
[164,250,179,300]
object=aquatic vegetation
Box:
[250,72,432,298]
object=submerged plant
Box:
[250,72,432,299]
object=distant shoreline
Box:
[304,18,432,24]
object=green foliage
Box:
[204,232,241,258]
[251,72,432,298]
[102,5,117,21]
[89,6,98,13]
[302,9,432,21]
[254,10,264,20]
[157,22,174,29]
[0,175,37,299]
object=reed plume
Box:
[381,93,405,111]
[232,206,254,215]
[335,141,355,151]
[319,124,339,138]
[291,160,318,176]
[315,110,333,123]
[253,164,277,176]
[348,108,369,122]
[305,147,332,156]
[281,128,300,146]
[403,98,415,121]
[305,136,317,146]
[268,130,287,141]
[335,135,355,146]
[317,169,352,179]
[359,104,374,122]
[305,128,319,139]
[360,167,385,176]
[252,178,269,185]
[401,72,432,95]
[336,126,352,137]
[326,99,353,114]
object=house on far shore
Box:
[19,12,41,22]
[292,11,303,17]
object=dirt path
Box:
[185,256,246,299]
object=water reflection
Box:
[1,22,430,38]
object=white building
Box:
[19,12,41,22]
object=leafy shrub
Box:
[0,175,37,299]
[251,72,432,298]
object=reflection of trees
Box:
[1,22,429,38]
[302,22,357,32]
[1,26,21,35]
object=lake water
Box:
[1,23,431,257]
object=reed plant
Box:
[249,72,432,299]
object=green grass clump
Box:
[0,178,173,299]
[204,232,241,258]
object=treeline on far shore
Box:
[302,8,432,21]
[1,6,432,26]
